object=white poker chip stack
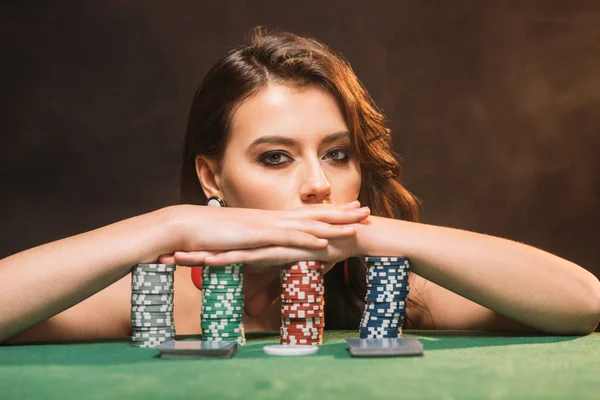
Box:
[130,263,176,347]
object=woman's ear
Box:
[195,155,222,199]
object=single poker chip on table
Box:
[263,344,319,356]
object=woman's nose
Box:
[299,162,332,203]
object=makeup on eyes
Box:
[257,147,351,167]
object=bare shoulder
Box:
[7,275,132,344]
[405,273,537,332]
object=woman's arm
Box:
[0,203,366,343]
[357,216,600,335]
[0,207,177,344]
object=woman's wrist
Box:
[140,205,197,262]
[354,216,413,259]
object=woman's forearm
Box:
[0,206,178,343]
[358,216,600,334]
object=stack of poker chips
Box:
[280,261,325,345]
[360,257,410,339]
[201,264,246,345]
[130,263,176,347]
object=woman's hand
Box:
[191,235,361,269]
[161,207,371,319]
[190,231,365,317]
[159,202,370,264]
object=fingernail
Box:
[346,200,360,207]
[342,225,356,231]
[356,206,370,213]
[317,238,328,245]
[204,256,215,261]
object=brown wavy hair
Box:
[180,26,426,329]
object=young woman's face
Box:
[216,83,361,209]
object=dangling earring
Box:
[207,196,226,207]
[193,196,226,290]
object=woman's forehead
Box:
[229,83,349,145]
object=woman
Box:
[1,27,599,344]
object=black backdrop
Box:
[2,1,599,279]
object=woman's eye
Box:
[324,148,349,163]
[259,151,292,166]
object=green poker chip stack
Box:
[201,264,246,345]
[131,263,176,347]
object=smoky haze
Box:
[1,1,598,276]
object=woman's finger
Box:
[341,200,361,208]
[203,246,327,268]
[158,254,176,264]
[255,228,329,250]
[171,250,219,266]
[280,219,358,239]
[283,205,370,224]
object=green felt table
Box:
[1,330,599,400]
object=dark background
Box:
[1,1,599,278]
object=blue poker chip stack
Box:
[360,257,410,339]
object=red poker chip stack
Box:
[280,261,325,345]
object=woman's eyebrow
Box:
[247,131,351,151]
[321,131,351,145]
